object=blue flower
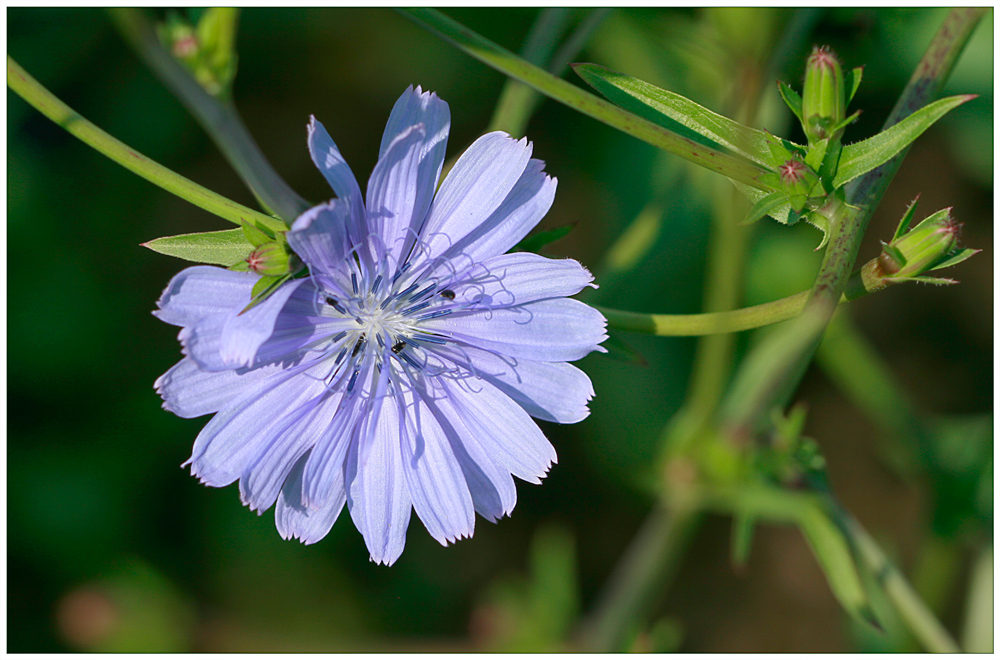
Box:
[154,86,607,565]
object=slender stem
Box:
[845,516,961,653]
[576,504,700,652]
[720,8,986,435]
[7,55,285,233]
[107,8,309,224]
[401,8,775,191]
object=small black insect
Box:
[391,340,406,354]
[351,334,366,358]
[325,295,338,307]
[439,289,455,300]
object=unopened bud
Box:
[802,46,846,143]
[880,208,960,279]
[778,158,819,212]
[246,241,299,277]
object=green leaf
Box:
[904,275,958,285]
[845,66,863,104]
[142,228,253,265]
[833,95,976,188]
[800,506,881,630]
[241,221,273,247]
[573,63,774,167]
[932,247,979,270]
[242,272,293,314]
[892,197,920,241]
[880,242,907,268]
[742,191,788,225]
[732,182,795,225]
[777,81,803,123]
[515,225,573,254]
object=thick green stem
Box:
[7,55,285,233]
[401,8,775,190]
[107,8,309,224]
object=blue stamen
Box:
[417,309,453,321]
[413,333,447,345]
[347,368,360,393]
[399,352,422,370]
[351,273,358,295]
[402,301,432,316]
[408,283,436,302]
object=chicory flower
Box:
[154,86,607,565]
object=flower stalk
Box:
[6,54,286,234]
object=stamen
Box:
[347,368,360,393]
[393,282,420,301]
[398,352,422,370]
[412,333,447,345]
[329,330,347,345]
[392,262,412,283]
[408,283,436,302]
[325,295,347,315]
[371,274,383,294]
[334,347,348,365]
[402,301,432,316]
[375,333,385,349]
[417,309,453,321]
[351,273,358,295]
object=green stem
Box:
[596,252,902,336]
[720,8,986,436]
[576,503,700,652]
[401,8,775,190]
[7,55,285,233]
[107,8,309,224]
[845,516,961,653]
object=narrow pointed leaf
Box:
[892,197,920,241]
[733,182,795,224]
[833,95,975,188]
[881,242,907,268]
[742,191,788,225]
[778,81,803,123]
[904,275,958,285]
[242,221,273,247]
[845,66,863,104]
[932,247,979,270]
[573,63,774,167]
[143,228,254,265]
[800,506,880,630]
[241,272,293,315]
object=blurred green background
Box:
[7,8,992,652]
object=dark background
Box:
[7,7,992,652]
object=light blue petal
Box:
[427,344,595,423]
[307,116,368,247]
[218,279,307,368]
[453,252,595,309]
[370,86,449,267]
[155,357,283,419]
[422,383,516,522]
[239,390,345,513]
[301,384,367,509]
[438,159,556,266]
[424,298,608,362]
[419,132,532,264]
[287,201,353,274]
[400,388,476,545]
[275,451,346,545]
[154,266,256,327]
[430,375,556,484]
[345,394,412,566]
[186,362,324,487]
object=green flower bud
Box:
[778,158,820,211]
[802,46,846,143]
[246,241,300,277]
[879,208,960,279]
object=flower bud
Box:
[246,241,299,277]
[778,158,820,211]
[879,208,959,279]
[802,46,846,143]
